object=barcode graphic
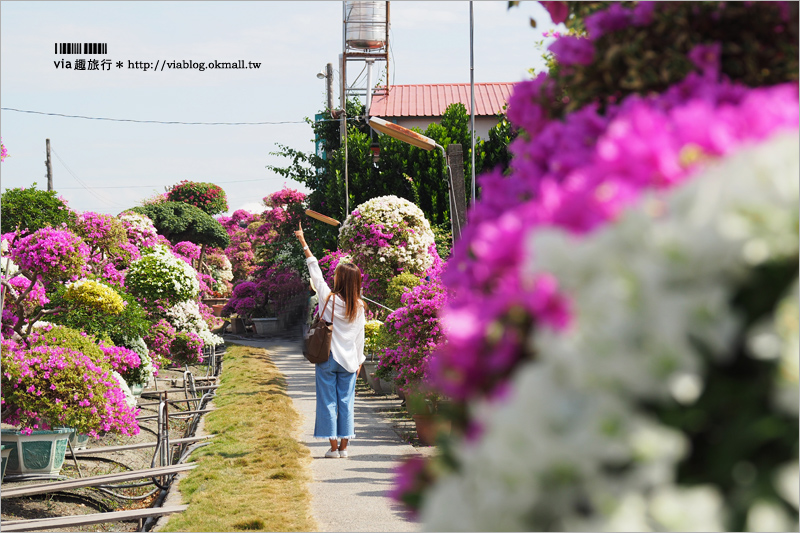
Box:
[54,43,108,55]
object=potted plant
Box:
[361,319,384,391]
[376,274,447,398]
[1,338,139,475]
[1,444,12,480]
[222,265,305,336]
[406,388,451,446]
[338,196,437,304]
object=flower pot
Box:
[252,317,279,336]
[1,445,11,481]
[202,298,229,307]
[0,428,72,476]
[230,317,247,334]
[68,430,90,451]
[129,382,145,397]
[379,374,396,395]
[211,304,226,317]
[362,361,385,394]
[412,414,451,446]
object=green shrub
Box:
[48,283,150,345]
[1,183,76,235]
[29,325,105,361]
[130,202,230,249]
[386,272,422,311]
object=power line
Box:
[57,177,272,190]
[1,107,362,126]
[51,148,128,209]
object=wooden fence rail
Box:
[1,506,189,532]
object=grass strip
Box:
[161,344,317,532]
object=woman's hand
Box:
[297,222,313,259]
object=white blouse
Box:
[306,256,365,373]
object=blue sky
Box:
[1,1,559,215]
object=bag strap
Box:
[319,293,335,326]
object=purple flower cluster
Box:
[73,212,119,251]
[264,187,306,209]
[170,331,204,366]
[222,265,305,318]
[10,226,89,281]
[173,241,202,263]
[142,319,175,370]
[584,1,656,40]
[548,36,594,66]
[436,71,798,403]
[1,338,139,437]
[379,276,448,392]
[98,344,141,375]
[118,212,159,248]
[5,275,49,314]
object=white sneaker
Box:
[325,448,340,458]
[339,449,348,458]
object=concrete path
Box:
[228,337,425,532]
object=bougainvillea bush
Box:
[338,196,436,300]
[377,275,447,393]
[164,299,224,348]
[9,226,89,282]
[118,211,159,249]
[169,331,204,367]
[166,180,228,216]
[219,211,264,281]
[1,338,139,438]
[222,264,305,319]
[203,250,233,297]
[397,2,800,532]
[125,245,200,305]
[47,281,149,348]
[70,211,140,277]
[2,226,90,339]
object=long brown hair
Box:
[331,262,364,322]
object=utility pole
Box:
[341,4,349,216]
[446,144,467,242]
[470,2,476,204]
[45,139,53,191]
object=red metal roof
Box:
[368,83,515,118]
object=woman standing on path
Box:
[295,223,366,458]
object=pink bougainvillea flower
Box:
[540,1,569,24]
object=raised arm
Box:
[295,222,331,309]
[295,222,313,260]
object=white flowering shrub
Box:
[421,133,800,532]
[165,300,224,347]
[122,335,155,386]
[338,196,436,295]
[118,211,158,248]
[1,237,19,277]
[126,245,199,303]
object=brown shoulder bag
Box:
[303,294,334,364]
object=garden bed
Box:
[0,359,218,532]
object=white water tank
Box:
[345,1,387,50]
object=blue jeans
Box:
[314,356,357,440]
